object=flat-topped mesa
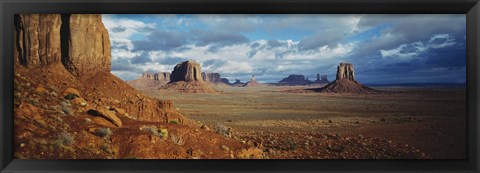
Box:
[141,72,171,82]
[337,63,355,81]
[128,72,171,89]
[279,74,312,85]
[202,72,221,83]
[170,61,203,83]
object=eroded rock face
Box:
[170,61,203,82]
[14,14,111,78]
[336,63,355,81]
[64,14,111,77]
[14,14,62,67]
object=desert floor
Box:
[142,86,466,159]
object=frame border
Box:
[1,0,479,172]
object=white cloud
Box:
[380,33,456,60]
[102,14,156,39]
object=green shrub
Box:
[94,128,112,139]
[159,129,168,140]
[53,132,75,147]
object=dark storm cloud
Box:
[111,26,127,33]
[130,53,152,64]
[191,30,249,47]
[357,14,465,50]
[298,30,344,51]
[133,30,188,51]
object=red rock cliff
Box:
[14,14,175,123]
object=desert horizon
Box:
[13,14,466,159]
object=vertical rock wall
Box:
[170,61,203,82]
[14,14,62,67]
[336,63,355,81]
[64,14,111,77]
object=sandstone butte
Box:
[160,60,218,93]
[315,63,376,93]
[13,14,259,159]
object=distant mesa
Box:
[230,79,245,87]
[128,72,170,89]
[278,74,312,86]
[220,78,230,85]
[203,72,229,86]
[314,63,376,93]
[161,60,218,93]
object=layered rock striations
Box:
[14,14,62,67]
[316,63,375,93]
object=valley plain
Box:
[141,85,466,159]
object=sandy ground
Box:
[142,85,466,159]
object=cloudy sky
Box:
[103,14,466,84]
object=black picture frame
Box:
[1,0,479,172]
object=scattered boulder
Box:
[35,85,49,94]
[113,107,126,116]
[62,88,81,97]
[87,109,122,127]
